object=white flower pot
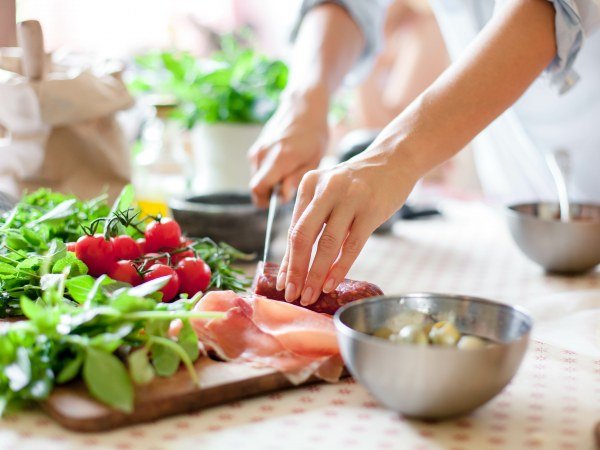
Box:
[191,122,263,194]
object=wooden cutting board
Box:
[43,357,317,432]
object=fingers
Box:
[322,218,372,294]
[284,200,333,303]
[276,172,319,297]
[300,206,354,306]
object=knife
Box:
[262,184,280,271]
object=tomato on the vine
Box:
[108,260,142,286]
[75,234,115,277]
[66,242,77,252]
[176,257,211,297]
[143,264,180,302]
[144,217,181,252]
[111,235,142,261]
[136,238,147,254]
[141,253,169,268]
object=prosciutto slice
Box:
[253,262,384,314]
[188,290,343,384]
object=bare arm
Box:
[281,0,557,305]
[0,0,17,47]
[249,3,364,206]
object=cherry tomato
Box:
[143,264,180,302]
[136,238,147,254]
[141,253,169,268]
[144,218,182,252]
[171,249,194,265]
[66,242,77,252]
[108,260,142,286]
[75,234,115,277]
[111,235,142,261]
[176,257,211,297]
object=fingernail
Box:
[285,282,297,302]
[300,287,313,306]
[323,278,335,293]
[276,271,286,291]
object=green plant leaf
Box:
[110,184,135,218]
[178,320,199,362]
[128,276,170,298]
[83,348,134,413]
[128,348,155,385]
[52,252,88,276]
[56,352,84,384]
[28,199,77,226]
[150,337,180,377]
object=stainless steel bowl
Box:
[334,293,532,419]
[506,202,600,274]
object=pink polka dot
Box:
[452,433,470,442]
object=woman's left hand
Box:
[276,145,418,306]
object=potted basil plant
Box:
[130,35,288,194]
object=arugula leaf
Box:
[28,199,77,226]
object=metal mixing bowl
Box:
[506,202,600,274]
[334,293,532,419]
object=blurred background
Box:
[1,0,481,217]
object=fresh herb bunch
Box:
[0,189,111,252]
[129,29,288,128]
[0,186,251,317]
[0,269,222,415]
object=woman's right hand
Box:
[248,88,330,208]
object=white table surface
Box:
[1,200,599,450]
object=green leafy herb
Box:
[129,30,288,128]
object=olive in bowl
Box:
[334,293,532,419]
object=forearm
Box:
[285,3,365,112]
[0,0,17,47]
[369,0,557,180]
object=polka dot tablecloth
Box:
[1,200,599,450]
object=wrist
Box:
[280,83,330,121]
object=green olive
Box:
[457,335,486,350]
[428,321,461,346]
[390,324,429,345]
[373,327,394,339]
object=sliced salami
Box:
[253,262,384,315]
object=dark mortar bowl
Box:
[169,192,288,257]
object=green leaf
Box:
[65,275,96,304]
[178,320,199,362]
[110,184,135,218]
[128,348,155,385]
[52,253,88,276]
[128,276,170,297]
[6,347,31,391]
[20,297,44,322]
[17,257,42,271]
[28,198,77,226]
[0,262,17,275]
[56,352,84,384]
[40,273,65,291]
[83,348,134,413]
[151,340,181,377]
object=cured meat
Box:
[253,261,383,315]
[188,290,343,384]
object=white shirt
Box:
[295,0,600,204]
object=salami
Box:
[253,262,384,315]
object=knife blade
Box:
[262,184,280,270]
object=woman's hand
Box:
[277,144,418,305]
[249,89,330,208]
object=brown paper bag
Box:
[0,48,134,201]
